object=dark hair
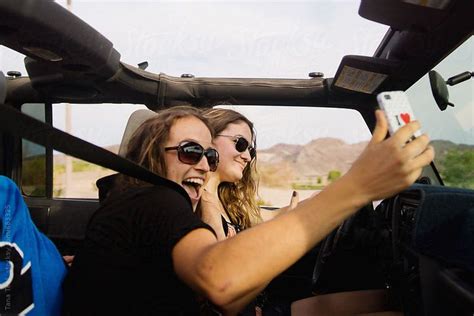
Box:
[114,106,214,192]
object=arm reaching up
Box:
[173,110,434,314]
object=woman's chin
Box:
[228,173,243,183]
[236,169,245,181]
[220,168,244,183]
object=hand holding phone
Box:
[377,90,421,137]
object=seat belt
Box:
[0,104,169,187]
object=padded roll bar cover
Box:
[358,0,450,32]
[118,109,157,157]
[0,0,120,81]
[0,71,6,103]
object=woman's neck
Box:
[204,174,221,198]
[203,174,230,219]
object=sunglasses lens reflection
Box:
[235,137,249,152]
[234,137,256,160]
[205,150,219,172]
[180,144,204,164]
[181,143,219,171]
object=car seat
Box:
[118,108,157,157]
[96,109,157,202]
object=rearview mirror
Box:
[429,70,452,111]
[429,70,473,111]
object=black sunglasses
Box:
[165,141,219,172]
[217,135,256,160]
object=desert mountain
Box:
[257,138,368,187]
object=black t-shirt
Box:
[63,184,214,315]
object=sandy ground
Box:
[54,169,116,199]
[258,187,320,207]
[55,170,320,206]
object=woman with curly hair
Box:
[199,108,297,241]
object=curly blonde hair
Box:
[202,108,262,229]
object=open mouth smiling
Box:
[182,177,204,200]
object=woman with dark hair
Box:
[63,106,220,314]
[63,105,434,316]
[111,106,218,209]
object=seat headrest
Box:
[118,109,157,157]
[0,71,6,104]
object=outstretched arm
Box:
[173,110,434,314]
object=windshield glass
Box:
[2,1,388,79]
[407,36,473,189]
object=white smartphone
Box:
[377,90,421,137]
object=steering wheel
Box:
[311,213,357,291]
[311,202,392,294]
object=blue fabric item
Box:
[411,184,474,273]
[0,176,67,315]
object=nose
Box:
[195,155,210,172]
[241,148,251,162]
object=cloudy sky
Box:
[63,0,387,79]
[1,0,471,148]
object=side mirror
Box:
[429,70,452,111]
